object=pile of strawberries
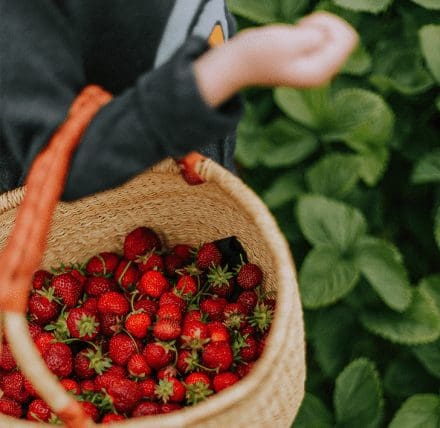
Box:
[0,227,274,423]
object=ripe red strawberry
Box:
[44,342,73,377]
[153,319,181,341]
[181,320,209,349]
[207,321,230,343]
[241,323,256,337]
[183,310,203,324]
[132,401,161,417]
[159,291,186,312]
[236,290,258,314]
[143,342,174,370]
[97,292,129,317]
[28,293,60,325]
[164,254,185,277]
[237,263,263,290]
[134,298,159,318]
[86,252,120,276]
[81,297,98,315]
[115,259,140,290]
[80,380,96,394]
[202,341,233,372]
[60,378,81,395]
[107,378,142,413]
[239,335,258,362]
[176,349,197,374]
[172,244,193,262]
[109,334,137,366]
[137,253,164,273]
[200,297,227,321]
[176,275,198,296]
[34,332,55,355]
[185,372,213,405]
[139,378,157,400]
[67,307,100,340]
[75,347,112,379]
[28,323,44,340]
[52,273,82,308]
[128,353,151,378]
[157,365,178,380]
[138,270,169,298]
[99,313,122,336]
[156,303,182,323]
[236,361,256,379]
[155,378,186,403]
[70,269,88,288]
[27,398,52,421]
[81,401,100,422]
[196,242,222,270]
[213,372,239,392]
[0,371,28,403]
[125,312,151,339]
[0,344,16,371]
[223,302,247,329]
[32,270,53,290]
[101,413,126,423]
[185,372,211,387]
[0,397,22,418]
[24,379,39,398]
[124,227,161,261]
[94,365,126,391]
[161,403,183,413]
[257,332,269,357]
[85,277,117,297]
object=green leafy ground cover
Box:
[229,0,440,426]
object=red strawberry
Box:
[137,253,164,273]
[34,332,55,355]
[60,378,81,395]
[44,342,73,377]
[67,308,100,340]
[156,303,182,323]
[124,227,161,261]
[155,378,185,403]
[95,365,126,391]
[200,297,227,321]
[138,271,169,298]
[159,292,186,312]
[176,349,197,374]
[176,275,198,296]
[80,380,96,394]
[70,269,87,288]
[236,291,258,315]
[107,378,142,413]
[28,293,60,325]
[82,297,99,315]
[115,260,140,290]
[157,365,178,380]
[85,277,117,297]
[24,379,39,398]
[196,242,222,270]
[181,320,209,350]
[237,263,263,290]
[207,321,230,343]
[75,347,112,379]
[52,273,82,308]
[139,378,157,400]
[134,298,159,318]
[202,341,233,372]
[143,342,174,370]
[109,334,137,366]
[81,401,100,422]
[0,397,22,418]
[101,413,126,423]
[213,372,239,392]
[0,371,28,403]
[99,313,123,336]
[153,319,181,341]
[183,310,203,324]
[27,399,52,421]
[172,244,193,262]
[164,254,185,277]
[125,312,151,339]
[32,270,53,290]
[86,252,120,276]
[132,401,161,417]
[98,292,129,317]
[239,335,258,362]
[236,361,255,378]
[223,303,247,329]
[161,403,182,413]
[257,332,269,357]
[185,372,213,405]
[28,323,44,340]
[0,344,16,371]
[128,353,151,378]
[185,372,211,387]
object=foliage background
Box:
[228,0,440,426]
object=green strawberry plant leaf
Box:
[262,170,304,209]
[296,195,367,251]
[411,149,440,184]
[291,393,334,428]
[353,237,413,312]
[226,0,279,23]
[419,25,440,82]
[299,244,360,308]
[388,394,440,428]
[334,358,383,428]
[360,289,440,345]
[412,338,440,379]
[419,274,440,312]
[306,153,361,199]
[354,145,389,186]
[279,0,309,22]
[332,0,393,14]
[410,0,440,10]
[342,43,373,76]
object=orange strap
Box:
[0,85,112,312]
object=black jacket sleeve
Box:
[1,0,242,201]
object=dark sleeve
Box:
[1,1,242,201]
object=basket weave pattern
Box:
[0,158,305,427]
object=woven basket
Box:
[0,87,305,427]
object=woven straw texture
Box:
[0,158,305,427]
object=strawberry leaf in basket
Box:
[334,358,384,428]
[292,393,334,428]
[388,394,440,428]
[299,244,360,308]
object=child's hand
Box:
[194,12,358,107]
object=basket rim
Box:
[0,157,304,427]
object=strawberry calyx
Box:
[44,311,69,341]
[80,390,116,414]
[207,265,233,288]
[83,347,112,375]
[76,313,100,339]
[249,302,274,333]
[176,263,202,277]
[231,332,249,363]
[35,287,62,305]
[154,379,174,404]
[185,381,213,405]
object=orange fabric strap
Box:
[0,85,112,312]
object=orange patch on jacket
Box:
[208,24,225,47]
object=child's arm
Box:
[194,12,358,107]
